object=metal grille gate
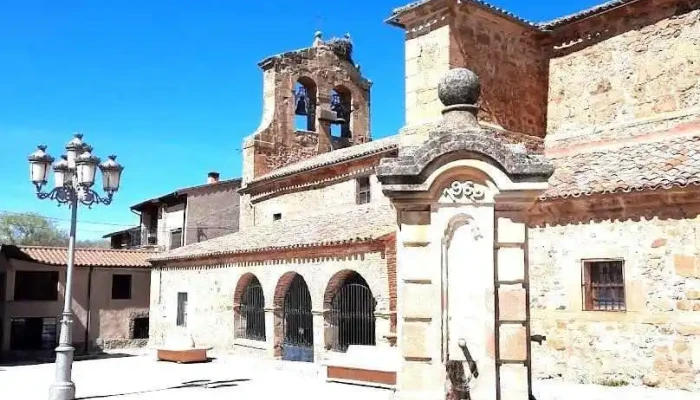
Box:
[330,283,375,352]
[282,275,313,362]
[238,280,266,341]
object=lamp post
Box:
[28,133,124,400]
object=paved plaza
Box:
[0,350,697,400]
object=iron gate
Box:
[330,282,375,352]
[282,275,313,362]
[238,279,266,341]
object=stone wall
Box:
[401,4,549,135]
[149,246,394,362]
[185,182,241,245]
[529,216,700,390]
[250,174,389,227]
[547,7,700,141]
[450,5,549,136]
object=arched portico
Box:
[377,68,553,400]
[272,272,314,362]
[323,270,377,352]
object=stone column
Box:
[377,68,553,400]
[495,204,532,400]
[395,208,444,400]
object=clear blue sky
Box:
[0,0,602,240]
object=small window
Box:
[111,274,132,300]
[583,259,625,311]
[132,317,149,339]
[170,228,183,249]
[273,213,282,221]
[14,271,59,301]
[176,292,188,327]
[356,177,371,204]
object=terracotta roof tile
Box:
[1,245,156,268]
[150,204,396,262]
[542,135,700,199]
[538,0,636,29]
[250,136,399,184]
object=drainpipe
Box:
[84,266,93,354]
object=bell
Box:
[295,96,307,116]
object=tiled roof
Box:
[387,0,637,30]
[538,0,635,29]
[0,245,155,268]
[150,204,396,262]
[250,136,399,184]
[388,0,537,27]
[542,135,700,199]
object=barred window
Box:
[236,278,266,341]
[582,259,625,311]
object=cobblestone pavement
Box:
[0,350,697,399]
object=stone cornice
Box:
[529,186,700,227]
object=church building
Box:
[148,0,700,396]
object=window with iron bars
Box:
[356,177,371,205]
[236,279,266,341]
[582,259,626,311]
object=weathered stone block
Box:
[401,283,435,319]
[497,217,526,244]
[497,248,525,282]
[673,255,696,277]
[499,325,527,361]
[498,286,526,321]
[401,321,433,359]
[499,364,529,400]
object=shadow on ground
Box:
[0,352,135,368]
[75,379,251,399]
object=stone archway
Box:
[323,270,376,352]
[272,272,313,362]
[233,273,266,341]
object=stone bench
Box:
[324,345,399,389]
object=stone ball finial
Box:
[437,68,480,107]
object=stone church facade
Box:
[149,0,700,394]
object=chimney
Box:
[207,171,220,184]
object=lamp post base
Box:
[49,381,75,400]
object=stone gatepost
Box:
[377,69,554,400]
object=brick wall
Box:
[185,182,241,245]
[547,5,700,140]
[149,244,394,362]
[529,216,700,390]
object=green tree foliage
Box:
[0,212,110,248]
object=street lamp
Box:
[28,133,124,400]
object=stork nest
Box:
[325,37,354,65]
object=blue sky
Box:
[0,0,603,240]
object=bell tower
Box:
[241,32,372,184]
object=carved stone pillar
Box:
[377,68,554,400]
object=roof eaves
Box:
[149,237,386,264]
[247,138,399,187]
[386,0,538,29]
[537,0,638,30]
